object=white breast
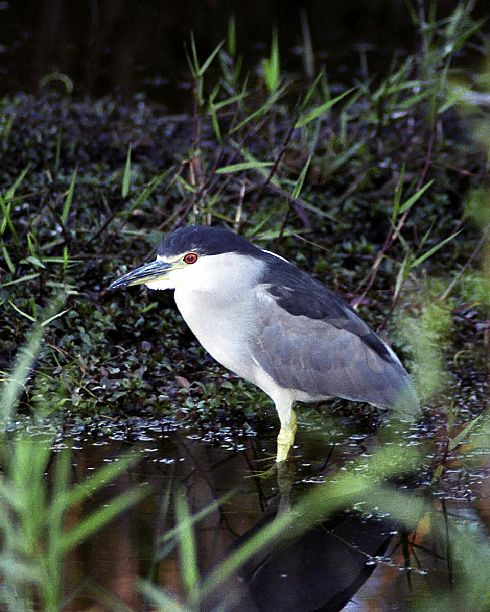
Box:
[174,287,258,381]
[172,252,267,384]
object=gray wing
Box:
[252,263,419,419]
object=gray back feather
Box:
[253,256,419,420]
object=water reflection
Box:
[52,417,479,611]
[230,505,397,612]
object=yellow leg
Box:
[276,409,297,463]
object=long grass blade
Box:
[411,230,462,268]
[138,581,190,612]
[174,489,199,602]
[295,88,355,128]
[399,179,434,215]
[61,168,77,224]
[59,488,146,554]
[122,144,132,198]
[216,161,274,174]
[292,155,312,200]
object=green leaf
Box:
[126,168,173,216]
[292,155,312,200]
[198,40,224,76]
[295,88,355,128]
[448,416,482,452]
[61,454,141,509]
[262,28,280,94]
[138,581,190,612]
[216,161,274,174]
[0,322,45,421]
[392,164,406,221]
[61,168,77,224]
[160,491,234,547]
[1,273,40,288]
[122,144,132,198]
[300,69,326,110]
[174,490,199,601]
[4,165,30,201]
[227,15,236,56]
[398,179,434,215]
[1,244,15,274]
[8,300,36,322]
[25,255,46,269]
[231,85,287,133]
[411,230,462,268]
[40,308,71,327]
[59,488,146,554]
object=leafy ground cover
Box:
[0,12,488,422]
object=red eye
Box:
[183,252,198,265]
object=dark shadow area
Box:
[1,0,487,106]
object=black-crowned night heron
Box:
[109,225,419,462]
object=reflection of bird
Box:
[235,506,398,612]
[109,225,419,462]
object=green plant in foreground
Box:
[0,307,149,611]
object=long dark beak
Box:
[109,260,172,290]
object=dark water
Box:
[1,0,486,107]
[54,413,489,611]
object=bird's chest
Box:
[174,288,257,379]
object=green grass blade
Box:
[4,165,30,201]
[213,91,249,111]
[138,581,190,612]
[1,273,41,288]
[184,33,198,78]
[295,88,355,128]
[398,179,434,214]
[411,230,462,268]
[122,144,132,198]
[0,194,19,247]
[326,141,364,175]
[175,174,197,194]
[59,488,146,554]
[448,416,483,452]
[160,491,234,548]
[0,325,44,422]
[231,85,287,133]
[227,15,236,56]
[301,69,326,110]
[1,244,15,273]
[61,168,77,224]
[292,155,312,200]
[262,28,280,94]
[126,168,174,216]
[7,300,36,322]
[174,489,199,602]
[0,113,15,148]
[216,161,274,174]
[61,454,141,509]
[199,40,224,76]
[392,164,406,220]
[40,308,71,327]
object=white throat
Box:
[171,252,266,379]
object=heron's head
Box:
[108,225,276,293]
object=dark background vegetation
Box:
[1,0,488,104]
